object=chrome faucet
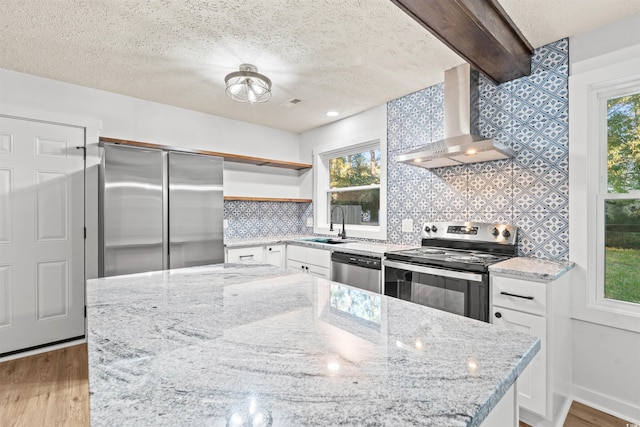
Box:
[329,206,347,239]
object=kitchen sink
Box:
[296,237,350,244]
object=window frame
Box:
[313,134,387,240]
[570,53,640,332]
[597,83,640,311]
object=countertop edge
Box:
[489,258,575,281]
[471,337,541,427]
[225,236,415,257]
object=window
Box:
[601,91,640,305]
[569,54,640,331]
[328,148,380,226]
[314,136,386,240]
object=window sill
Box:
[314,224,386,241]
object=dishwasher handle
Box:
[331,252,381,270]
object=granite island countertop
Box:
[86,264,539,427]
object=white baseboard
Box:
[519,394,572,427]
[573,384,640,424]
[0,338,86,363]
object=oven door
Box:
[383,260,489,322]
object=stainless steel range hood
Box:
[396,64,515,169]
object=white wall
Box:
[0,67,308,279]
[572,320,640,420]
[0,68,304,198]
[298,104,387,199]
[569,13,640,423]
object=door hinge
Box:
[84,227,87,239]
[84,306,87,318]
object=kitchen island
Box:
[86,264,539,426]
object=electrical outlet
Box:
[306,217,313,227]
[401,219,413,232]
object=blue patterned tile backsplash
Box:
[386,39,569,261]
[224,201,313,239]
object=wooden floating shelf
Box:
[99,137,312,171]
[224,196,312,203]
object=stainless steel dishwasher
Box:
[330,252,382,293]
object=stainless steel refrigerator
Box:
[99,143,224,277]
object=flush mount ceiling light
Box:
[224,63,272,104]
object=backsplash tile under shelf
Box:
[224,200,313,239]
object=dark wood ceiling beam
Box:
[390,0,533,83]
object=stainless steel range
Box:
[383,221,518,322]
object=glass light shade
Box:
[225,64,272,104]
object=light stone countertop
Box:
[225,235,415,257]
[87,263,539,427]
[489,257,575,281]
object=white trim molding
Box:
[572,384,640,425]
[312,131,387,240]
[569,49,640,333]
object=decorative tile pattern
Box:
[386,39,569,260]
[387,83,445,246]
[224,201,313,239]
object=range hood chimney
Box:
[396,63,515,168]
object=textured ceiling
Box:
[1,1,639,133]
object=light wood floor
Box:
[0,344,633,427]
[520,400,633,426]
[0,344,89,427]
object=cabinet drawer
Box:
[492,275,547,316]
[287,245,307,262]
[227,246,264,263]
[306,247,331,268]
[308,264,330,279]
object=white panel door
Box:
[0,116,85,356]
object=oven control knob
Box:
[491,227,500,237]
[424,225,431,232]
[431,225,438,232]
[502,229,511,238]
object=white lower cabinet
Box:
[286,245,330,279]
[226,244,287,268]
[492,306,547,415]
[264,245,286,268]
[491,271,572,426]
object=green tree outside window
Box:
[605,93,640,304]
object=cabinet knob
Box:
[494,312,502,319]
[268,248,272,251]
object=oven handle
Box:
[383,260,484,282]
